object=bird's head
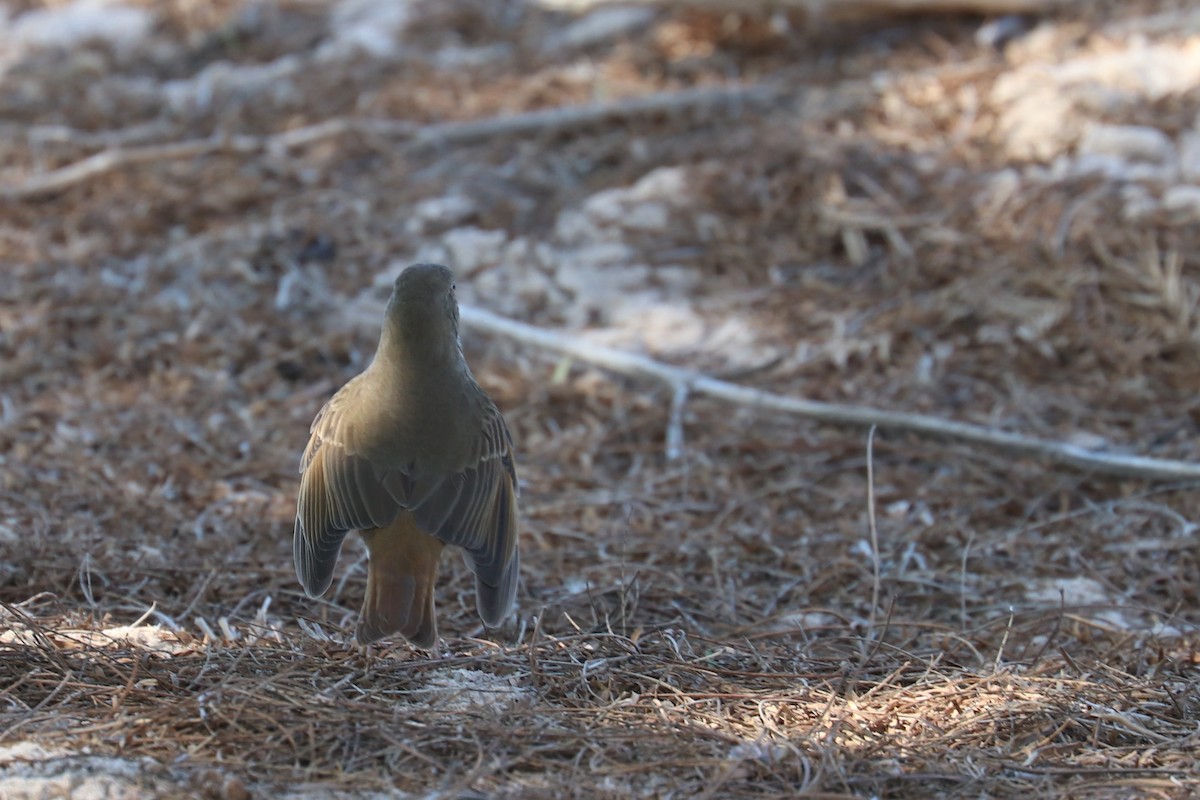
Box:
[380,263,461,361]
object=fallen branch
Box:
[3,82,823,200]
[542,0,1066,15]
[3,137,227,199]
[409,82,805,147]
[815,0,1064,13]
[0,121,410,201]
[455,305,1200,482]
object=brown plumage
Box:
[293,263,519,647]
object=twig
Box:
[16,119,176,149]
[453,304,1200,481]
[665,383,690,460]
[410,82,797,148]
[959,530,974,631]
[3,83,805,200]
[992,606,1015,673]
[1,124,408,201]
[542,0,1065,15]
[865,426,881,633]
[3,135,242,200]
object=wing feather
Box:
[293,382,519,623]
[408,403,519,614]
[293,385,401,598]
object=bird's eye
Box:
[452,283,457,290]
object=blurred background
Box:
[2,0,1200,797]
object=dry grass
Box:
[4,601,1199,798]
[3,0,1200,797]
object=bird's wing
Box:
[294,381,519,612]
[382,399,520,623]
[294,379,401,598]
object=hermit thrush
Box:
[294,263,519,647]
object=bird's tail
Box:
[474,548,520,628]
[356,515,445,648]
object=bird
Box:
[293,263,519,648]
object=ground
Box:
[2,0,1200,797]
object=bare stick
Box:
[665,383,690,461]
[3,83,804,200]
[865,426,881,633]
[455,304,1200,482]
[4,138,221,199]
[1,122,412,200]
[412,82,797,148]
[542,0,1064,15]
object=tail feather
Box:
[474,548,519,627]
[466,467,520,627]
[356,515,444,648]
